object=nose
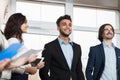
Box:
[66,24,71,28]
[108,29,113,32]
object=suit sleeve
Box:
[39,44,51,80]
[85,47,95,80]
[76,45,85,80]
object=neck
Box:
[103,39,113,47]
[59,35,69,44]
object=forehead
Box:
[60,19,71,23]
[104,25,112,29]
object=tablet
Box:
[31,57,44,67]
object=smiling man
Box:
[39,14,85,80]
[86,23,120,80]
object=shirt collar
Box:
[102,42,115,48]
[58,37,73,46]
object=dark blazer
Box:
[39,38,85,80]
[85,43,120,80]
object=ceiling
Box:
[34,0,119,9]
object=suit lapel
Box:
[115,47,120,69]
[99,43,105,66]
[54,39,70,69]
[71,43,78,70]
[115,47,119,58]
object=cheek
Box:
[24,26,27,29]
[24,27,27,31]
[103,31,107,35]
[21,26,27,32]
[102,33,105,37]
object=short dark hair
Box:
[98,23,114,42]
[56,14,72,26]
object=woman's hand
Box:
[28,54,38,63]
[25,66,37,75]
[6,57,28,69]
[0,59,11,71]
[36,61,45,69]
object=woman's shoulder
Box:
[8,37,20,45]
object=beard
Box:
[106,35,114,40]
[105,37,113,40]
[59,29,71,37]
[103,33,114,40]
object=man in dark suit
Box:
[39,14,85,80]
[86,23,120,80]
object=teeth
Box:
[66,29,69,32]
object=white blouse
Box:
[1,38,28,80]
[8,37,29,59]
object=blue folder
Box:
[0,43,23,61]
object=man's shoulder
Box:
[115,46,120,51]
[90,43,102,49]
[45,38,58,46]
[72,42,80,46]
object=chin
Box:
[23,31,27,33]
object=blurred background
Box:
[1,0,120,79]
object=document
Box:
[0,43,23,61]
[13,49,43,61]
